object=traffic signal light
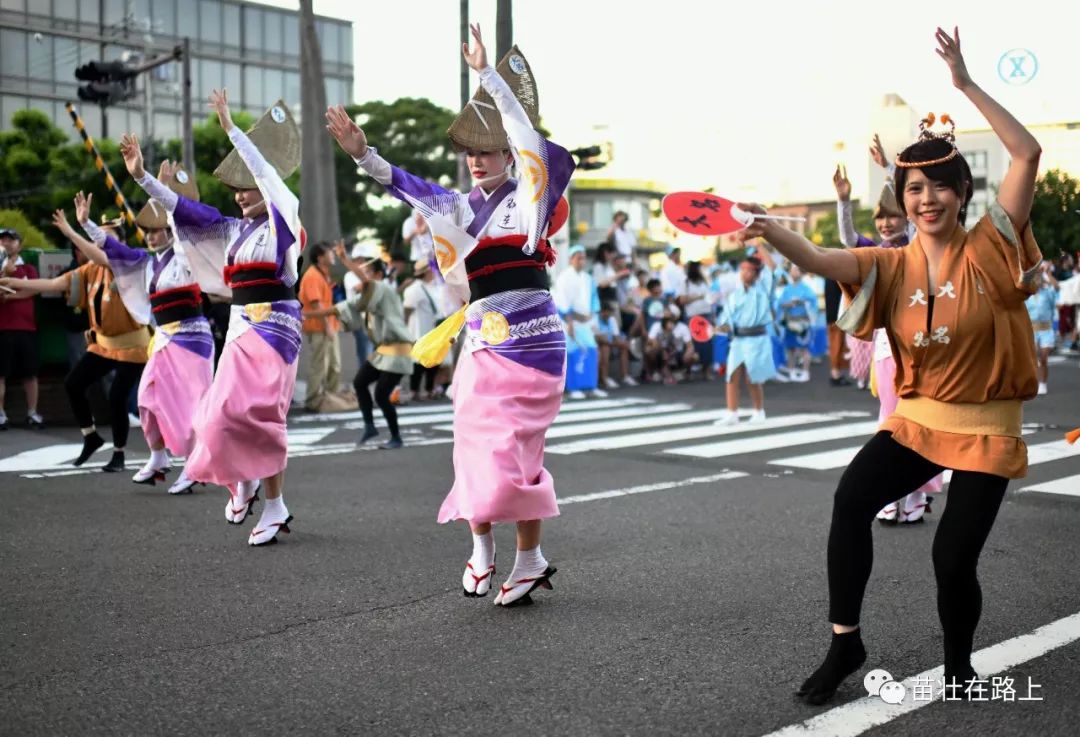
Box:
[75,60,138,106]
[570,144,608,171]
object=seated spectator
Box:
[646,314,698,384]
[593,301,636,389]
[631,278,667,339]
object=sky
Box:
[259,0,1080,203]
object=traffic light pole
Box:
[181,38,194,175]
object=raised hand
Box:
[869,134,888,169]
[157,159,178,185]
[935,26,973,91]
[462,22,487,72]
[333,239,349,263]
[209,88,234,132]
[52,208,75,236]
[325,105,368,159]
[832,165,852,201]
[119,133,145,179]
[73,191,93,224]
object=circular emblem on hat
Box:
[433,236,457,273]
[997,48,1038,86]
[270,105,287,123]
[508,55,526,75]
[176,170,189,184]
[480,312,510,345]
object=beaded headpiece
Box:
[894,113,958,168]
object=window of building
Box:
[80,0,101,24]
[283,15,298,56]
[319,21,339,63]
[54,0,78,20]
[103,0,126,27]
[198,0,221,44]
[243,7,262,51]
[223,61,241,98]
[340,25,352,64]
[200,58,223,98]
[0,0,26,14]
[573,201,595,231]
[223,3,240,48]
[284,70,300,105]
[153,111,178,141]
[134,0,150,27]
[962,149,988,171]
[27,32,54,81]
[1,29,27,78]
[54,36,80,82]
[1,96,26,129]
[79,40,98,64]
[151,0,175,33]
[264,10,284,55]
[243,65,263,109]
[261,67,281,106]
[176,0,196,39]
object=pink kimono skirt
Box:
[438,349,563,524]
[138,341,213,457]
[846,334,874,383]
[185,329,297,487]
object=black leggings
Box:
[828,432,1008,670]
[64,351,145,448]
[409,362,438,393]
[353,361,403,438]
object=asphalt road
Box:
[2,357,1079,737]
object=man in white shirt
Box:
[605,210,637,263]
[401,259,444,400]
[401,210,434,262]
[660,245,687,299]
[553,244,606,398]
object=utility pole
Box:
[299,0,342,245]
[457,0,470,191]
[181,37,193,173]
[496,0,512,60]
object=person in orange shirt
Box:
[2,216,149,472]
[298,242,341,411]
[735,27,1043,704]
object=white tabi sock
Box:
[507,546,548,583]
[237,479,259,501]
[469,531,495,570]
[149,448,170,470]
[262,495,287,519]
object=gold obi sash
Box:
[893,396,1022,438]
[92,326,152,351]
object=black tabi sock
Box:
[797,629,867,705]
[74,432,105,466]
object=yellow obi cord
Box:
[869,361,878,398]
[410,304,467,368]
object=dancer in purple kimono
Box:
[124,90,303,546]
[328,24,574,606]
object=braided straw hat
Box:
[135,165,199,229]
[447,46,540,153]
[213,100,300,190]
[873,182,903,219]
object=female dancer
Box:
[738,27,1042,703]
[123,90,303,546]
[327,24,574,605]
[63,168,214,494]
[835,146,944,524]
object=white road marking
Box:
[435,406,731,438]
[560,471,747,506]
[292,396,652,424]
[1019,473,1080,497]
[666,421,881,459]
[546,413,840,455]
[771,429,1045,470]
[762,610,1080,737]
[349,402,693,432]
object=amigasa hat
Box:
[213,100,300,190]
[447,46,540,153]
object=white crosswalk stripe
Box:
[4,395,1079,498]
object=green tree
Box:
[335,98,457,253]
[0,209,52,250]
[810,205,877,248]
[1029,168,1080,260]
